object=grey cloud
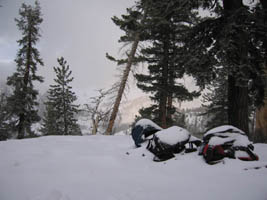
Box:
[0,0,135,94]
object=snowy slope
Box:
[0,135,267,200]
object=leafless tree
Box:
[84,88,116,135]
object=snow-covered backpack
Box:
[131,119,162,147]
[146,126,192,162]
[200,125,259,164]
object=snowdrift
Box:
[1,134,267,200]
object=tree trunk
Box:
[167,63,174,127]
[159,93,167,129]
[255,92,267,142]
[17,28,32,139]
[159,38,170,129]
[63,82,68,135]
[224,0,249,134]
[17,114,25,139]
[92,116,99,135]
[254,0,267,142]
[228,76,249,134]
[167,95,173,127]
[105,33,140,135]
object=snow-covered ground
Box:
[0,135,267,200]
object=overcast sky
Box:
[0,0,142,98]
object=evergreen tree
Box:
[0,91,13,140]
[40,103,59,135]
[135,0,199,128]
[6,1,43,139]
[202,71,258,132]
[183,0,266,134]
[41,57,81,136]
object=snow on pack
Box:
[131,119,259,164]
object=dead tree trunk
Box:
[105,33,140,135]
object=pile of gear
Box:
[199,126,259,164]
[131,119,259,164]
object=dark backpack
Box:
[131,119,162,147]
[146,126,193,162]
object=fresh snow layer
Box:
[155,126,190,145]
[189,135,201,142]
[135,118,162,130]
[208,136,235,146]
[205,125,251,147]
[205,125,245,136]
[208,134,251,147]
[0,135,267,200]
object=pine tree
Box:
[183,0,266,134]
[40,103,59,135]
[41,57,81,136]
[0,91,12,140]
[6,1,43,139]
[135,0,199,128]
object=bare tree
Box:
[84,89,115,135]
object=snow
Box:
[135,118,162,130]
[155,126,190,145]
[235,150,250,158]
[205,125,245,136]
[208,136,235,146]
[232,135,252,147]
[189,135,201,142]
[0,135,267,200]
[205,125,252,147]
[114,130,127,136]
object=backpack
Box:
[200,125,259,164]
[131,119,162,147]
[146,126,192,162]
